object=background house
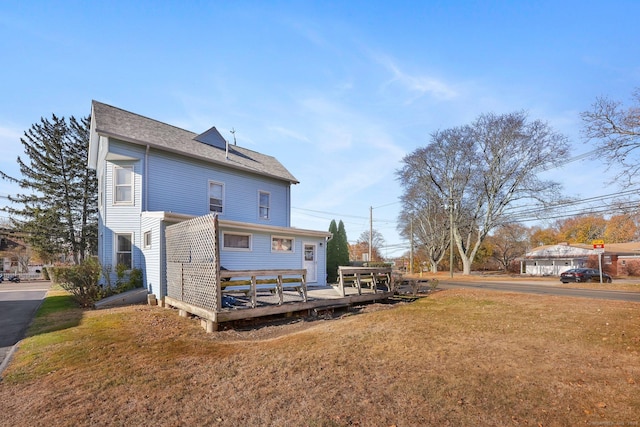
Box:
[521,242,640,276]
[88,101,331,300]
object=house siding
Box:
[90,102,330,299]
[141,215,161,297]
[100,142,143,276]
[145,149,291,226]
[219,228,326,284]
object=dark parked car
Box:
[560,268,612,283]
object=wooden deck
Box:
[164,215,396,332]
[164,268,395,332]
[165,286,393,332]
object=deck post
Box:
[301,272,307,302]
[276,275,284,305]
[203,319,218,333]
[250,275,257,308]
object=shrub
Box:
[364,262,393,268]
[624,259,640,276]
[50,260,144,307]
[57,258,103,307]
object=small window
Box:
[223,232,251,251]
[143,231,152,248]
[115,233,133,269]
[114,166,133,204]
[272,236,293,252]
[209,181,224,213]
[259,191,270,220]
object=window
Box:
[115,233,133,269]
[114,166,133,204]
[209,181,224,213]
[259,191,270,220]
[223,232,251,251]
[143,231,152,248]
[272,236,293,252]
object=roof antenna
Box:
[230,128,237,145]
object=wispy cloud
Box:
[371,52,458,101]
[268,125,312,144]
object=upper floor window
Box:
[114,165,133,204]
[115,233,133,269]
[209,181,224,213]
[259,191,270,220]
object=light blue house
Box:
[88,101,331,300]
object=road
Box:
[437,278,640,303]
[0,280,51,373]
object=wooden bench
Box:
[336,266,393,297]
[219,269,307,308]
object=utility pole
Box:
[409,217,413,274]
[369,206,373,263]
[449,202,454,278]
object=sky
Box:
[1,1,639,258]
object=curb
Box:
[0,344,19,379]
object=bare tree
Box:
[398,111,568,274]
[488,223,530,271]
[581,88,640,184]
[356,229,386,261]
[398,180,450,273]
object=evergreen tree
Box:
[336,220,350,267]
[326,219,339,283]
[0,114,97,264]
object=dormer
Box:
[194,126,227,150]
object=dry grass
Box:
[417,271,640,292]
[1,289,639,426]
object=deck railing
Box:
[336,266,394,296]
[220,269,307,308]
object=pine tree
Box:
[0,114,97,264]
[326,220,339,283]
[336,220,350,267]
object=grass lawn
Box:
[1,288,639,426]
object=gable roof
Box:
[89,101,299,184]
[524,242,640,258]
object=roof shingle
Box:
[91,100,299,184]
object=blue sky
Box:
[1,1,639,257]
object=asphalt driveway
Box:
[0,280,51,373]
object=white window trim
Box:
[114,232,134,269]
[258,190,270,220]
[271,235,294,253]
[209,180,225,214]
[113,165,134,205]
[222,232,252,251]
[143,231,152,249]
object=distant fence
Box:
[1,272,44,281]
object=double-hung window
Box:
[114,165,133,204]
[259,191,270,220]
[209,181,224,213]
[115,233,133,269]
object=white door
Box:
[303,243,317,283]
